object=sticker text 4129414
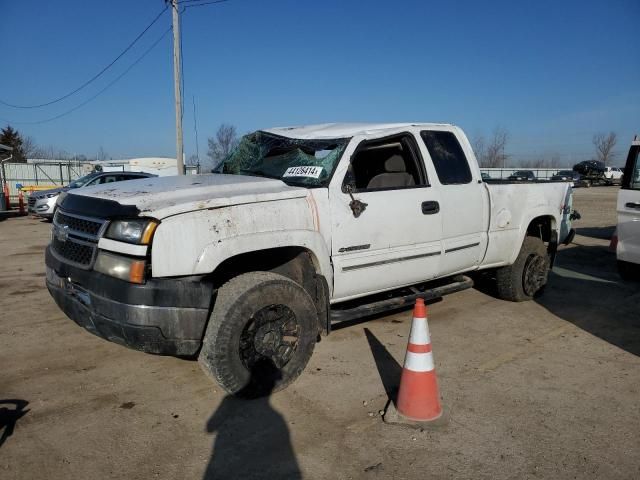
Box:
[282,166,323,178]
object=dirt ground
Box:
[1,187,639,479]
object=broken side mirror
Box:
[344,183,368,218]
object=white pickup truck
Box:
[616,136,640,280]
[46,123,576,396]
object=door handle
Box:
[421,201,440,215]
[626,202,640,209]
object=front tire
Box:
[198,271,318,397]
[495,236,550,302]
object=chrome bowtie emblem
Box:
[55,225,70,243]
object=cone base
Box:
[383,401,448,429]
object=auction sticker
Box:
[282,166,323,178]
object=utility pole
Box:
[170,0,185,175]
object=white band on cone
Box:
[404,351,435,372]
[409,317,431,345]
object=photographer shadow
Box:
[203,360,301,480]
[0,399,29,449]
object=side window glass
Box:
[420,130,472,185]
[345,134,426,192]
[86,177,101,186]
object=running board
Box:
[330,275,473,324]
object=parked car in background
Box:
[616,137,640,280]
[28,171,156,220]
[604,166,624,185]
[508,170,536,181]
[572,160,609,187]
[551,170,582,187]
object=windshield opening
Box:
[68,172,100,189]
[215,131,349,187]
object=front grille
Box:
[52,236,95,266]
[51,210,107,269]
[54,211,103,236]
[28,196,36,207]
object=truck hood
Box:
[67,174,308,219]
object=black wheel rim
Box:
[523,254,548,296]
[239,304,300,370]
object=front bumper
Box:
[45,246,214,356]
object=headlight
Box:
[46,192,59,198]
[105,219,158,245]
[94,251,146,284]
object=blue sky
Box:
[1,0,638,166]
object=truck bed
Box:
[479,181,572,269]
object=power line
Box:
[0,6,169,109]
[3,26,172,125]
[179,0,230,5]
[181,0,231,9]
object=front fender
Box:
[150,199,333,293]
[193,230,333,291]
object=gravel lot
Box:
[1,186,639,479]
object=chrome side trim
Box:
[445,242,480,254]
[342,251,441,272]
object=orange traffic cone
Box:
[18,191,26,215]
[394,298,442,422]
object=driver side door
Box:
[329,132,442,301]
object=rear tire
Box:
[198,271,318,397]
[618,260,640,281]
[495,236,550,302]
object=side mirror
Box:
[344,183,368,218]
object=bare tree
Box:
[549,154,562,168]
[97,146,109,161]
[528,153,562,169]
[32,145,70,160]
[478,127,509,168]
[472,135,486,165]
[207,124,238,170]
[593,132,617,165]
[530,157,547,168]
[21,136,38,160]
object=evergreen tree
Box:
[0,125,27,162]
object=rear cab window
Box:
[419,130,472,185]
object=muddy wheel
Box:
[495,236,550,302]
[618,260,640,282]
[198,271,317,397]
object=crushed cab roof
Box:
[262,122,454,140]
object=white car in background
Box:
[604,166,624,185]
[616,137,640,280]
[28,171,156,220]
